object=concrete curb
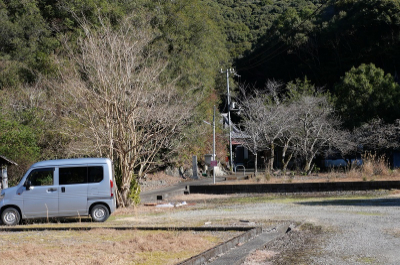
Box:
[188,181,400,194]
[178,225,289,265]
[177,227,262,265]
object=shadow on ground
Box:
[297,198,400,207]
[22,217,93,225]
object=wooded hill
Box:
[1,0,400,204]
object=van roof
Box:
[31,158,112,168]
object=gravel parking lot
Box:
[132,191,400,264]
[1,191,399,264]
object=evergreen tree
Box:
[334,63,400,129]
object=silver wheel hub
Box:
[4,212,16,223]
[94,208,105,219]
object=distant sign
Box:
[210,160,217,167]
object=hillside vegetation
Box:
[1,0,400,205]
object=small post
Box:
[192,155,198,179]
[1,167,8,189]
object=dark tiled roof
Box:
[0,155,18,166]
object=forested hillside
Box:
[220,0,400,127]
[234,0,400,89]
[1,0,400,204]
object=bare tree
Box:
[264,79,284,105]
[238,88,269,173]
[238,82,297,173]
[238,82,351,175]
[353,118,400,152]
[261,102,301,171]
[56,17,193,206]
[278,103,299,175]
[238,120,264,174]
[290,95,346,174]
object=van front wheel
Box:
[90,204,109,222]
[1,207,21,226]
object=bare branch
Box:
[54,17,194,206]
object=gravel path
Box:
[136,193,400,264]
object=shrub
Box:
[361,152,390,177]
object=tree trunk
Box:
[304,158,313,175]
[264,151,269,173]
[269,142,275,171]
[254,152,258,174]
[281,137,292,175]
[282,153,293,175]
[119,153,134,206]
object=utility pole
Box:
[212,105,216,184]
[221,68,236,172]
[203,105,216,184]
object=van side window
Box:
[59,167,87,185]
[26,168,54,186]
[88,166,103,183]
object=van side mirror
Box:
[25,180,32,190]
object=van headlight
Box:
[0,190,5,200]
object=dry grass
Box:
[225,171,400,185]
[361,152,391,178]
[0,229,234,265]
[333,153,399,182]
[224,154,400,185]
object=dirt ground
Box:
[1,170,399,264]
[1,191,398,264]
[140,172,183,192]
[0,228,242,265]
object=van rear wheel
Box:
[1,207,21,226]
[90,204,109,222]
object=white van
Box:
[0,158,116,225]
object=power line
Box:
[236,1,329,71]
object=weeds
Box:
[362,152,390,177]
[363,176,368,182]
[0,229,228,265]
[264,171,271,182]
[346,168,360,179]
[287,173,294,183]
[255,174,263,183]
[324,152,398,182]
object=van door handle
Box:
[61,187,65,193]
[47,188,57,192]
